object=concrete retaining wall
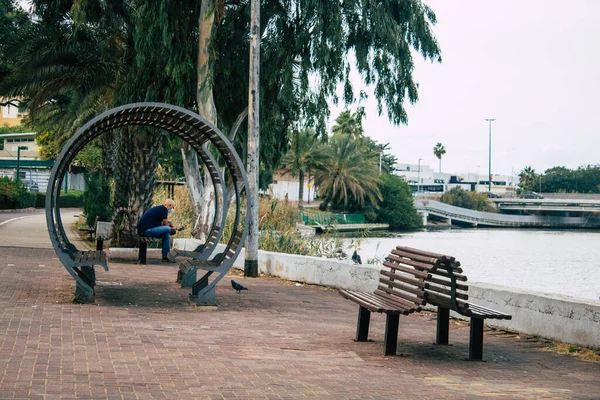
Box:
[173,239,600,348]
[467,283,600,348]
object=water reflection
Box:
[340,228,600,302]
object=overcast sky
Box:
[329,0,600,177]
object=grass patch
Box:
[543,342,600,363]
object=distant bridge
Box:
[414,200,600,228]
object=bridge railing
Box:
[416,200,600,227]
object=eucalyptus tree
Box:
[362,136,397,175]
[433,142,446,173]
[314,134,382,211]
[280,128,328,203]
[204,0,440,261]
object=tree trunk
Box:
[130,127,161,223]
[298,170,304,205]
[190,0,218,241]
[181,143,205,237]
[113,128,133,211]
[245,0,260,277]
[111,127,161,246]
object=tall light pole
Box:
[485,118,495,192]
[417,158,422,193]
[16,146,28,183]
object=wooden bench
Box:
[136,236,161,264]
[78,216,98,240]
[340,246,512,360]
[49,223,109,303]
[178,228,245,304]
[397,246,513,360]
[339,249,438,355]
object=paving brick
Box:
[0,246,599,399]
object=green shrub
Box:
[34,192,45,208]
[57,190,85,208]
[373,174,422,230]
[83,173,112,225]
[0,176,36,209]
[441,187,495,212]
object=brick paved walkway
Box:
[0,246,598,399]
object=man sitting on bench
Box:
[137,198,183,262]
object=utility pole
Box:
[244,0,260,277]
[418,158,422,193]
[16,146,27,183]
[485,118,495,192]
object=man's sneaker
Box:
[170,229,177,235]
[162,257,176,263]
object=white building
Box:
[394,162,517,196]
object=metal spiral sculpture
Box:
[45,103,248,304]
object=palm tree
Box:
[433,142,446,173]
[314,134,382,211]
[280,129,328,204]
[331,110,364,140]
[519,166,537,191]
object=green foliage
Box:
[0,176,35,209]
[433,142,446,173]
[0,125,26,134]
[83,172,112,226]
[314,134,382,211]
[539,165,600,194]
[519,166,537,191]
[332,110,364,140]
[57,190,85,208]
[441,187,494,212]
[371,174,422,230]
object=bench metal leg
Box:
[384,313,399,356]
[436,307,450,345]
[138,242,147,264]
[191,272,216,305]
[356,306,371,342]
[74,266,95,304]
[179,267,198,288]
[469,318,485,361]
[96,239,103,251]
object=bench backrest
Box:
[397,247,471,313]
[96,221,112,239]
[377,246,445,311]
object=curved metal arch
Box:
[46,102,249,302]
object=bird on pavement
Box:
[231,280,248,293]
[351,250,362,264]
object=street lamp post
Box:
[16,146,28,183]
[485,118,495,192]
[417,158,422,193]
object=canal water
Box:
[342,228,600,302]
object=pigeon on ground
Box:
[351,250,362,265]
[231,280,248,293]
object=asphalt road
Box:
[0,208,83,248]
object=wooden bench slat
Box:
[385,254,437,272]
[427,276,469,291]
[395,246,456,262]
[373,290,421,314]
[380,270,426,288]
[429,268,468,282]
[390,249,442,267]
[374,285,423,307]
[360,292,415,314]
[425,282,469,300]
[466,302,512,319]
[340,290,385,312]
[379,276,425,297]
[382,260,430,278]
